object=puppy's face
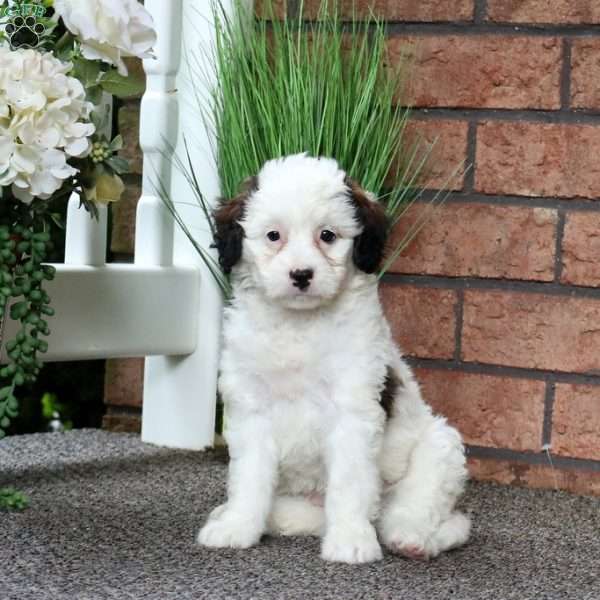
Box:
[214,154,388,310]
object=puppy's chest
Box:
[230,319,337,401]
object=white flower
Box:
[53,0,156,76]
[0,46,95,203]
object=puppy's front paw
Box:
[197,510,262,549]
[321,523,382,563]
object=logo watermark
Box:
[0,1,47,49]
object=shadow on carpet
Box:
[1,429,599,600]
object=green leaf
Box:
[109,134,124,152]
[86,85,104,106]
[105,156,129,175]
[99,69,145,99]
[49,213,65,230]
[72,58,102,88]
[54,31,76,62]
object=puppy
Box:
[198,154,470,563]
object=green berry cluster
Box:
[0,487,29,511]
[0,224,55,439]
[90,141,112,164]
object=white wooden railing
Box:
[5,0,248,450]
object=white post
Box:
[134,0,181,267]
[64,198,108,266]
[139,0,251,449]
[64,93,112,266]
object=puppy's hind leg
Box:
[378,416,470,560]
[267,495,325,537]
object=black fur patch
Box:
[379,366,401,419]
[345,177,389,274]
[212,176,258,273]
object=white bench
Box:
[5,1,251,450]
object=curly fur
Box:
[198,154,470,563]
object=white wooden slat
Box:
[139,0,253,450]
[64,197,108,266]
[134,0,183,267]
[64,93,113,266]
[2,265,200,362]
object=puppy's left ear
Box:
[345,177,389,274]
[212,176,258,274]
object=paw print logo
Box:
[5,15,45,49]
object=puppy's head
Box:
[213,154,388,309]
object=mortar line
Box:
[473,0,488,24]
[409,190,600,212]
[554,210,566,282]
[463,121,477,192]
[288,0,300,20]
[453,289,464,361]
[409,107,600,125]
[382,272,600,299]
[383,22,600,37]
[406,356,600,387]
[542,382,556,447]
[560,37,573,110]
[466,445,600,472]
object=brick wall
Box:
[102,57,145,433]
[106,2,600,495]
[303,0,600,495]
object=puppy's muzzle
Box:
[290,268,314,291]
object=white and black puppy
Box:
[198,154,470,563]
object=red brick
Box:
[475,121,600,199]
[416,369,545,452]
[255,0,287,18]
[386,36,561,109]
[468,457,600,496]
[380,284,456,359]
[111,180,140,255]
[301,0,474,21]
[102,411,142,434]
[389,203,557,281]
[487,1,600,24]
[401,119,468,191]
[118,102,142,175]
[553,384,600,460]
[571,39,600,109]
[462,290,600,373]
[104,358,144,408]
[561,211,600,287]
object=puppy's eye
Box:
[320,230,336,243]
[266,231,280,242]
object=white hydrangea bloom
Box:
[0,46,95,203]
[53,0,156,76]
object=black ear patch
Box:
[345,177,389,274]
[212,176,258,274]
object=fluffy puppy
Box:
[198,154,470,563]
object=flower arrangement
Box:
[0,0,156,440]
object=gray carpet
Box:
[1,430,599,600]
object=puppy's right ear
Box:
[212,176,258,274]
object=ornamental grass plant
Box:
[163,0,461,292]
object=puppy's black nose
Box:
[290,268,314,290]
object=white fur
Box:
[198,154,470,563]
